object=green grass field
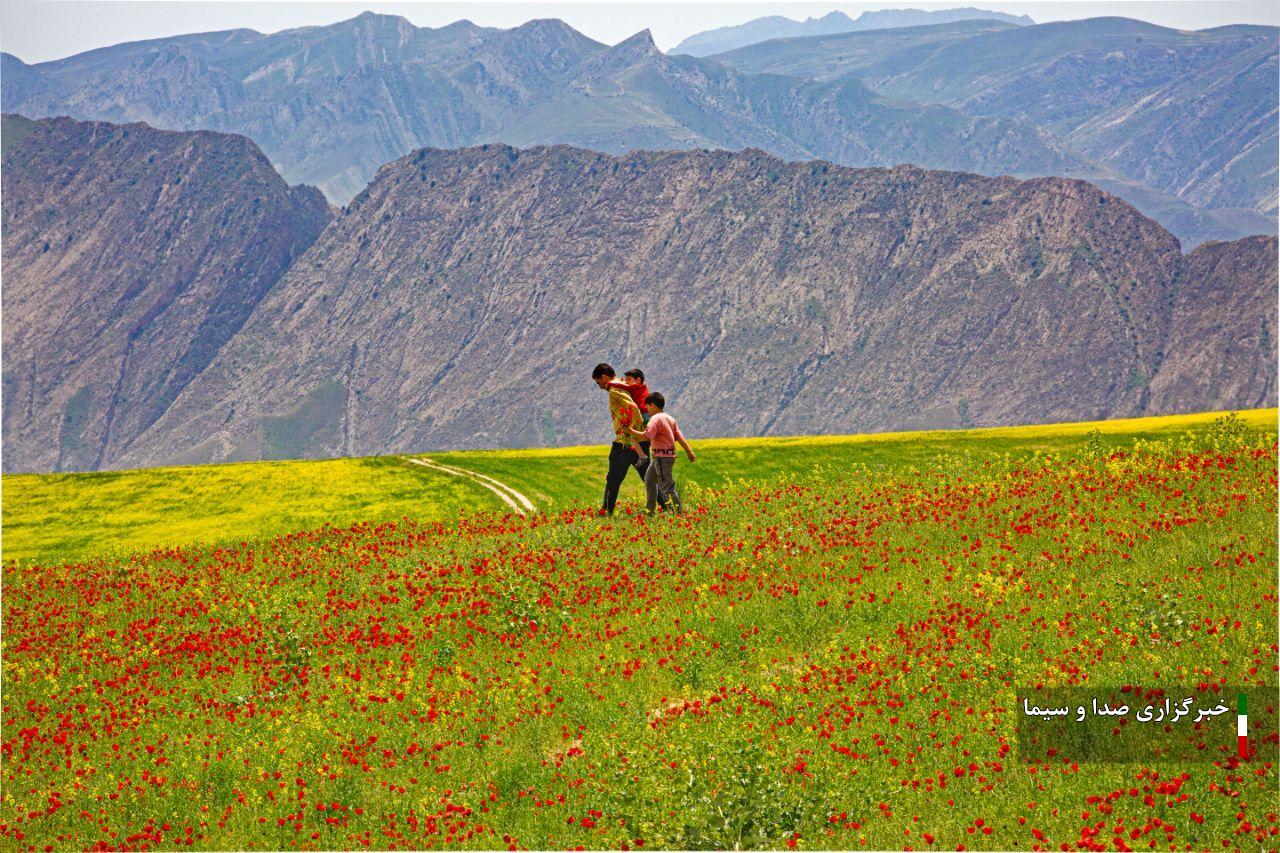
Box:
[3,409,1276,565]
[1,408,1276,850]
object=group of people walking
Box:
[592,363,695,516]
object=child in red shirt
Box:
[609,369,652,466]
[608,369,650,420]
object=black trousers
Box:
[602,442,649,514]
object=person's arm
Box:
[673,422,695,462]
[630,416,658,441]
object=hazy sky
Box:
[3,1,1277,63]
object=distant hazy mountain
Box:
[670,7,1033,56]
[0,16,1079,202]
[487,29,1087,182]
[0,14,598,203]
[2,13,1275,247]
[1,115,330,473]
[96,143,1271,472]
[714,17,1279,225]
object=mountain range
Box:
[670,7,1034,56]
[1,115,331,473]
[712,17,1279,225]
[2,115,1274,472]
[2,12,1275,247]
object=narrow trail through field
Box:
[407,457,536,516]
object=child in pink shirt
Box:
[627,391,695,514]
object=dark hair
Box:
[592,363,615,380]
[645,391,665,410]
[625,368,645,382]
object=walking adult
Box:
[593,362,648,515]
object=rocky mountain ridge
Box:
[1,114,331,472]
[3,13,1274,247]
[713,16,1279,231]
[3,118,1274,473]
[671,7,1033,56]
[106,143,1276,472]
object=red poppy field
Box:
[2,422,1277,851]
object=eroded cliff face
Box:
[1,115,331,472]
[1147,235,1279,414]
[110,144,1273,471]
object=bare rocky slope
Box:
[1,115,331,473]
[1147,235,1278,413]
[108,144,1276,471]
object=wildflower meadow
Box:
[1,414,1276,850]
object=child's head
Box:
[625,368,645,385]
[644,391,665,414]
